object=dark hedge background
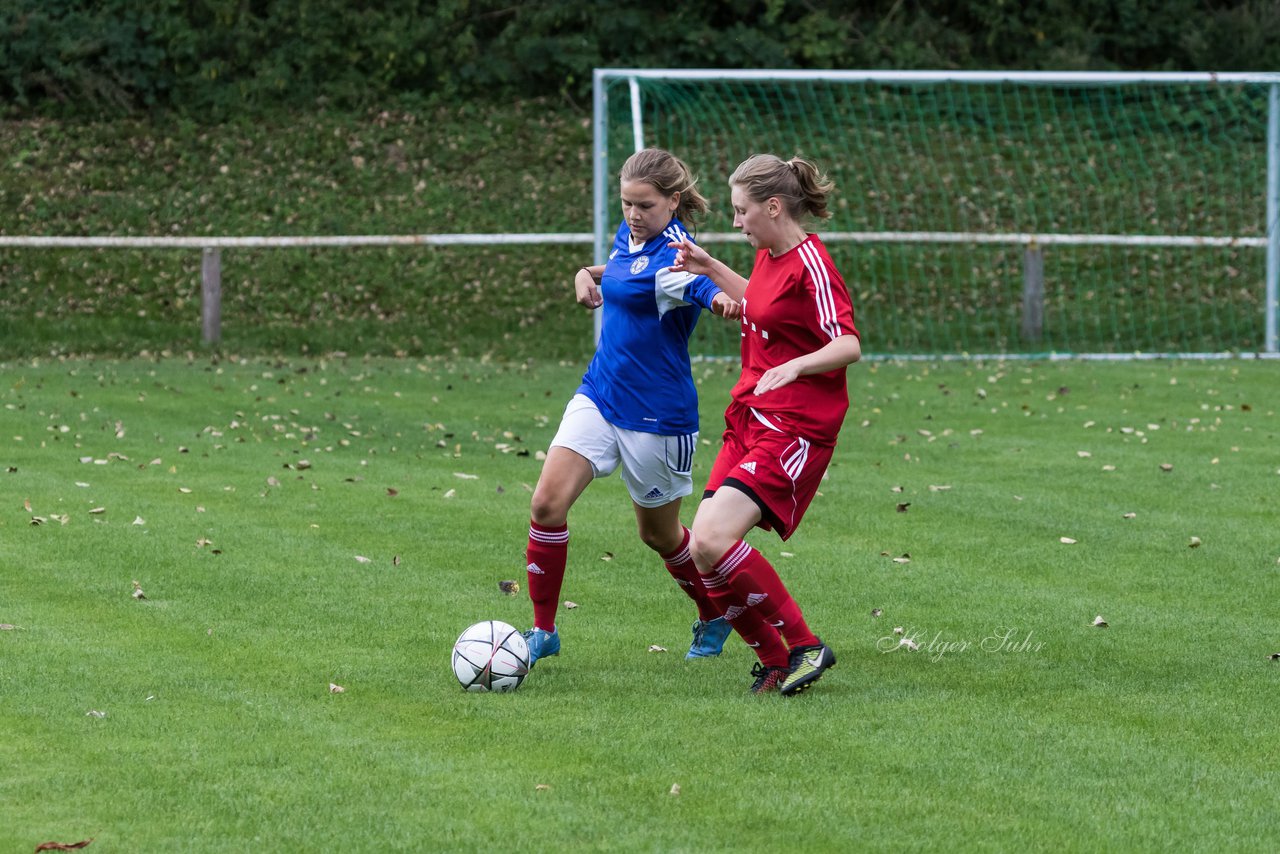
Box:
[4,0,1279,118]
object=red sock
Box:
[526,521,568,632]
[715,540,820,651]
[661,527,720,622]
[701,543,789,668]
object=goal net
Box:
[593,70,1280,358]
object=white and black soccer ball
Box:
[451,620,530,692]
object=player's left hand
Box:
[711,293,741,320]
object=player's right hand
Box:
[667,237,711,275]
[574,268,603,309]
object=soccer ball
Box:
[451,620,530,692]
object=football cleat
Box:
[686,616,733,659]
[779,641,836,696]
[521,626,560,667]
[749,662,787,694]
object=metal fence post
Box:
[1021,241,1044,343]
[201,247,222,344]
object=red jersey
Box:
[731,234,859,446]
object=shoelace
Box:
[750,663,783,692]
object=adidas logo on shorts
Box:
[643,487,665,500]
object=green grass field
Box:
[3,354,1278,851]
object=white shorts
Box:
[550,394,698,509]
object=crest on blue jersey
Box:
[630,256,649,275]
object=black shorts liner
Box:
[704,476,784,534]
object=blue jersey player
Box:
[522,149,741,667]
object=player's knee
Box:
[688,523,731,569]
[529,488,570,527]
[637,525,680,555]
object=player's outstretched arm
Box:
[752,334,862,396]
[575,265,605,310]
[668,238,748,301]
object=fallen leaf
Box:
[1122,512,1137,519]
[928,484,951,492]
[498,580,520,595]
[1270,653,1280,661]
[648,644,667,653]
[564,600,578,609]
[1159,463,1174,472]
[896,502,911,513]
[535,784,551,792]
[0,624,17,630]
[870,608,883,617]
[899,637,920,651]
[891,556,911,564]
[393,555,401,567]
[386,488,399,497]
[890,485,905,493]
[893,626,904,635]
[178,487,192,494]
[30,516,46,526]
[1077,450,1092,458]
[85,710,106,719]
[1102,465,1116,472]
[266,476,281,487]
[131,581,146,600]
[88,507,106,515]
[779,551,794,558]
[329,683,345,694]
[34,839,94,851]
[354,555,372,564]
[132,516,145,526]
[1188,536,1202,548]
[600,552,614,561]
[453,472,478,480]
[1060,537,1078,545]
[669,783,681,796]
[443,489,456,499]
[1092,615,1108,628]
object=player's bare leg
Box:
[636,499,731,657]
[523,447,595,665]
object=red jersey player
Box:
[670,153,861,696]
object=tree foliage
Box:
[2,0,1278,117]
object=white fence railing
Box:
[0,233,593,344]
[3,228,1275,348]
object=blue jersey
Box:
[578,219,722,435]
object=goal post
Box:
[592,69,1280,358]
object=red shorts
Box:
[703,401,834,541]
